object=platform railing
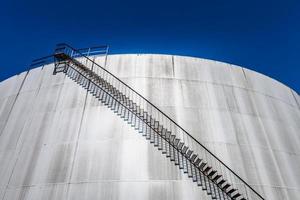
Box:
[30,45,109,68]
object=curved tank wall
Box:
[0,54,299,200]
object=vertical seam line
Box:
[0,71,29,137]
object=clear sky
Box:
[0,0,299,93]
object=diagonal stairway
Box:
[52,43,265,200]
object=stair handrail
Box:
[55,43,265,200]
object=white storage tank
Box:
[0,53,299,200]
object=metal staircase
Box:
[52,43,265,200]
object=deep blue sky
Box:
[0,0,299,93]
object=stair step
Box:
[217,179,226,187]
[227,188,237,195]
[181,146,188,154]
[212,174,222,182]
[165,131,171,140]
[186,150,193,159]
[157,125,163,135]
[222,183,231,191]
[199,162,207,171]
[194,158,202,167]
[204,166,212,174]
[143,111,148,122]
[169,134,175,143]
[177,142,184,151]
[189,154,198,162]
[231,192,241,199]
[173,138,180,147]
[208,170,217,177]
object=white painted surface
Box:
[0,54,299,199]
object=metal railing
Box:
[54,43,264,200]
[73,45,109,57]
[30,45,109,68]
